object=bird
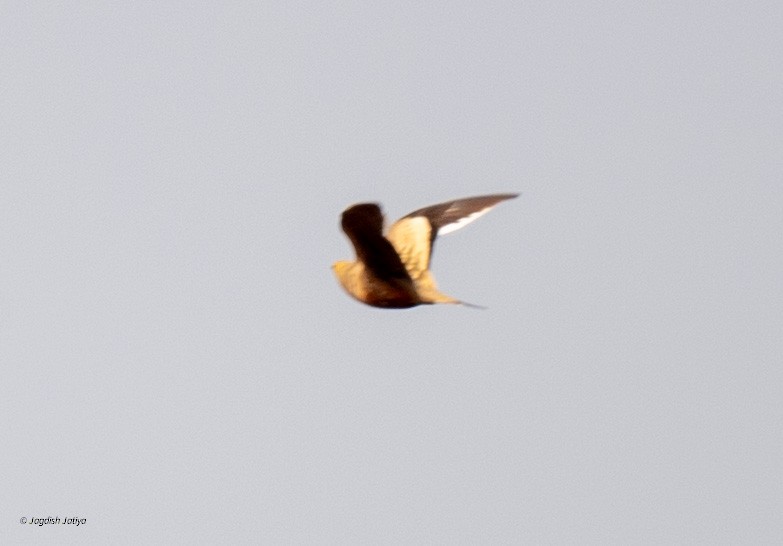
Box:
[332,193,518,308]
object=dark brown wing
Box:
[341,204,413,282]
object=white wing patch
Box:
[437,206,494,235]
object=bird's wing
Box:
[341,203,412,282]
[386,193,518,281]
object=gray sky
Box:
[2,1,782,544]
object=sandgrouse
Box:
[332,193,517,308]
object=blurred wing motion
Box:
[386,194,518,291]
[340,203,411,283]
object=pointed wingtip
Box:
[431,193,518,236]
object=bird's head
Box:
[331,261,352,281]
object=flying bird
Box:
[332,193,518,308]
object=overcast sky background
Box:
[2,1,782,544]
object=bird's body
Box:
[332,193,517,308]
